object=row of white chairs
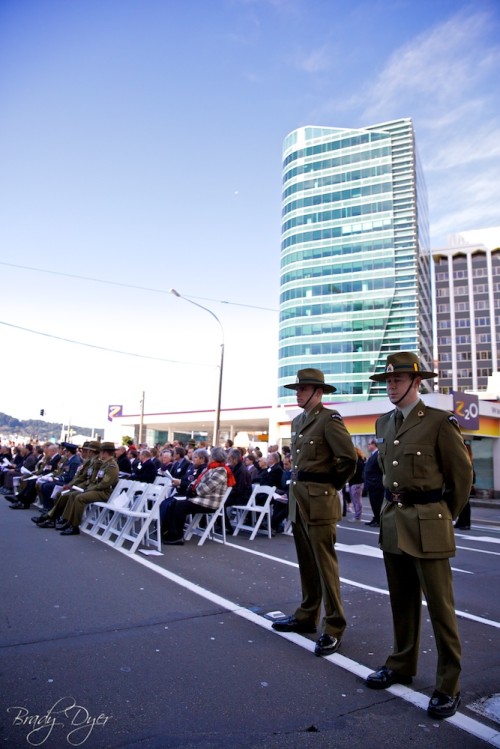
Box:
[80,477,288,553]
[80,476,172,553]
[185,484,279,545]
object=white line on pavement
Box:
[117,545,500,748]
[222,541,499,628]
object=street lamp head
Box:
[169,288,181,297]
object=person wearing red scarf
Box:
[163,447,234,545]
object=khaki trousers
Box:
[384,551,461,695]
[291,511,346,638]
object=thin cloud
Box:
[360,10,498,122]
[429,166,500,240]
[293,45,331,73]
[426,125,500,171]
[349,7,500,242]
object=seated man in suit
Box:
[130,449,157,484]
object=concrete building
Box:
[278,118,433,404]
[434,228,500,393]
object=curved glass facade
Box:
[278,120,433,404]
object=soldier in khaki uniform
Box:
[272,369,356,656]
[59,442,119,536]
[365,352,473,719]
[33,441,103,528]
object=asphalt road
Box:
[1,500,499,749]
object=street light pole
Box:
[170,289,224,447]
[139,390,145,446]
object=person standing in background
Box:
[363,439,384,527]
[454,442,475,531]
[348,447,365,522]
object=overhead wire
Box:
[0,261,279,312]
[0,320,212,368]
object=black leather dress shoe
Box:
[314,633,341,657]
[9,501,28,509]
[38,518,56,528]
[32,514,49,524]
[163,537,184,545]
[427,691,460,718]
[271,616,317,634]
[366,666,413,689]
[60,526,80,536]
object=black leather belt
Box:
[294,471,335,484]
[385,489,443,506]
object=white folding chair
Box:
[183,487,232,546]
[154,474,172,488]
[103,482,169,553]
[80,480,148,536]
[231,485,275,540]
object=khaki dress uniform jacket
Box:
[49,456,103,519]
[62,458,119,528]
[376,399,473,695]
[71,456,103,489]
[289,404,356,637]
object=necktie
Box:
[395,410,404,432]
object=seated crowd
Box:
[1,437,293,544]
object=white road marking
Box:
[116,544,500,748]
[336,542,383,558]
[221,541,499,627]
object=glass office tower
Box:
[278,119,433,403]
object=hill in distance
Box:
[0,412,104,443]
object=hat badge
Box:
[386,363,394,373]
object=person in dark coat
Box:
[224,448,252,525]
[131,450,158,484]
[116,445,132,475]
[170,446,191,481]
[255,452,283,504]
[363,439,384,527]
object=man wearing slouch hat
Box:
[365,352,473,720]
[272,368,356,657]
[57,442,119,536]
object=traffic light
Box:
[40,409,45,416]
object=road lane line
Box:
[115,545,500,748]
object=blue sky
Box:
[1,0,499,431]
